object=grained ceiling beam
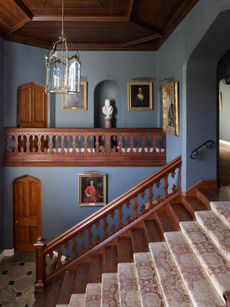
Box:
[32,15,129,22]
[122,33,162,47]
[13,0,33,19]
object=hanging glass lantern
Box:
[45,0,81,94]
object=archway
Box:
[186,10,230,189]
[94,80,121,128]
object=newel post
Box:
[34,237,46,295]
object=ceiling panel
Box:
[0,0,198,50]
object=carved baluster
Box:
[57,245,62,270]
[130,134,134,153]
[95,220,101,245]
[171,169,177,193]
[110,211,116,234]
[87,225,93,250]
[78,232,85,256]
[163,133,166,153]
[72,237,77,259]
[178,165,182,191]
[102,215,107,240]
[141,133,145,153]
[125,201,132,225]
[71,133,76,154]
[15,134,19,153]
[133,195,139,218]
[106,133,110,155]
[164,175,169,199]
[55,135,59,153]
[156,181,161,204]
[84,135,88,153]
[117,134,121,154]
[34,237,45,294]
[148,185,153,209]
[37,134,41,153]
[60,134,65,153]
[153,133,156,153]
[95,134,99,154]
[26,133,30,153]
[118,206,123,229]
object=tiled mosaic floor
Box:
[0,252,35,307]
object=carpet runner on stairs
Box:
[56,201,230,307]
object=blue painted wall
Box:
[3,166,159,248]
[2,42,160,249]
[155,0,230,190]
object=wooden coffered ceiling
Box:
[0,0,198,51]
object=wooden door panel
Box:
[14,176,42,251]
[18,87,32,127]
[17,82,48,128]
[33,87,47,127]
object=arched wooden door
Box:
[13,176,42,251]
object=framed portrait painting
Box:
[162,81,179,136]
[62,81,88,110]
[128,81,153,110]
[78,172,107,207]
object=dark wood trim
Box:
[122,33,162,47]
[130,16,162,34]
[32,15,129,22]
[127,0,135,19]
[13,0,33,19]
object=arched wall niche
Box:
[94,80,121,128]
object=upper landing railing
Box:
[4,128,166,166]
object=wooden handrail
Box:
[46,155,181,249]
[34,156,181,291]
[4,127,166,167]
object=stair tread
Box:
[101,273,119,307]
[118,262,141,307]
[195,210,230,262]
[57,270,75,304]
[144,219,164,242]
[85,283,101,307]
[185,196,207,211]
[180,221,230,300]
[69,294,85,307]
[72,262,90,293]
[164,231,225,306]
[117,237,133,263]
[210,201,230,228]
[131,228,148,252]
[197,187,230,202]
[156,208,177,232]
[149,242,191,306]
[103,245,118,273]
[134,252,163,306]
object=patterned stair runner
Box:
[56,202,230,307]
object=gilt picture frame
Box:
[62,81,88,110]
[128,81,153,110]
[78,172,107,207]
[162,81,179,136]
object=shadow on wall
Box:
[94,80,121,128]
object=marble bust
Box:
[102,99,113,119]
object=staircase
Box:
[34,180,230,306]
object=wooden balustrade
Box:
[34,156,182,291]
[4,128,166,166]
